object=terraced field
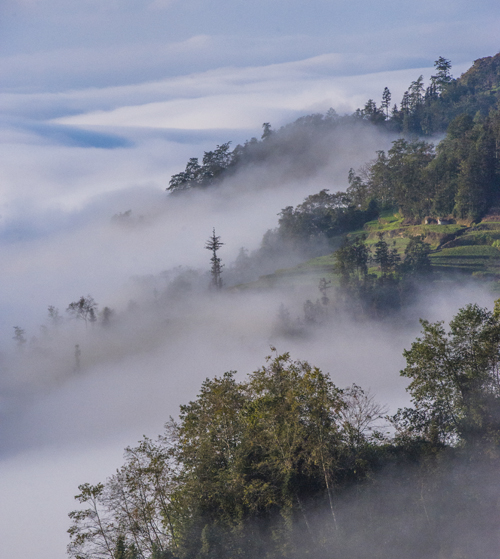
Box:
[234,214,500,293]
[430,245,500,275]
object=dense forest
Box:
[62,52,500,558]
[168,54,500,227]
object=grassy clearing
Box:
[364,210,404,233]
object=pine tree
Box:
[381,87,391,119]
[205,229,224,289]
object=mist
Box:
[1,103,499,558]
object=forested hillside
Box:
[164,54,500,304]
[61,54,500,559]
[168,53,500,209]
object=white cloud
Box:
[50,58,473,132]
[1,2,499,558]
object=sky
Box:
[1,1,499,558]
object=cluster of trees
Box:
[331,233,432,314]
[167,111,345,193]
[348,108,500,221]
[224,190,380,283]
[68,302,500,558]
[168,143,234,192]
[274,190,379,249]
[11,296,113,367]
[168,54,500,196]
[354,54,500,136]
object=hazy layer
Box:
[1,113,497,557]
[1,39,498,555]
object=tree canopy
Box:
[69,302,500,558]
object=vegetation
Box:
[348,112,500,222]
[68,301,500,559]
[167,54,500,200]
[205,229,224,290]
[7,51,500,558]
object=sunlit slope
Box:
[235,211,500,291]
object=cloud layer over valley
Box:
[1,1,499,557]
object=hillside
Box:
[234,210,500,297]
[167,53,500,195]
[167,52,500,307]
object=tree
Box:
[13,326,26,350]
[373,233,400,276]
[431,56,453,94]
[261,122,272,140]
[67,296,98,328]
[101,307,113,327]
[384,139,435,218]
[394,303,500,448]
[205,229,224,289]
[68,435,179,559]
[68,483,116,559]
[48,305,63,327]
[334,234,369,287]
[401,235,432,276]
[201,143,232,183]
[381,87,391,118]
[340,385,388,447]
[168,143,233,192]
[408,75,425,110]
[318,277,332,306]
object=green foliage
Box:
[349,108,500,222]
[275,189,378,248]
[401,235,432,276]
[373,232,401,275]
[394,303,500,448]
[69,353,388,559]
[167,54,500,236]
[173,354,357,557]
[70,302,500,558]
[205,229,224,289]
[333,233,432,314]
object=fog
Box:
[1,108,498,558]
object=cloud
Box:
[0,130,496,559]
[48,58,473,134]
[1,1,498,92]
[1,2,499,558]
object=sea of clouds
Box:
[1,1,500,556]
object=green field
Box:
[233,216,500,293]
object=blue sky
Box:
[1,0,498,92]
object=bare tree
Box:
[340,384,388,445]
[67,296,98,328]
[68,434,179,559]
